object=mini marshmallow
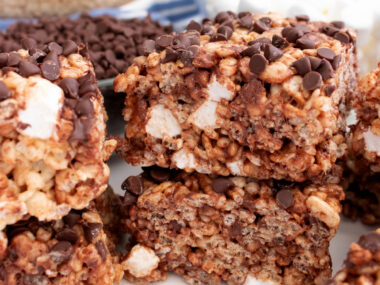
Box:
[122,244,160,278]
[146,104,181,139]
[363,128,380,156]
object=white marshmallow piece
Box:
[173,149,196,170]
[226,160,245,176]
[123,244,160,278]
[363,128,380,156]
[145,104,181,139]
[208,76,234,102]
[18,77,63,139]
[346,109,358,127]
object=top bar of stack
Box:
[114,11,357,183]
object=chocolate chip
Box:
[210,33,227,42]
[324,84,336,96]
[62,40,78,56]
[121,175,143,196]
[41,60,60,81]
[317,59,334,80]
[282,27,303,43]
[264,44,283,62]
[308,56,322,70]
[69,117,94,142]
[211,177,235,194]
[156,35,173,49]
[21,38,37,50]
[291,57,311,76]
[217,25,233,40]
[48,42,63,55]
[239,14,252,29]
[0,81,11,101]
[321,25,339,37]
[296,36,315,49]
[358,232,380,253]
[334,32,350,44]
[75,98,94,117]
[147,166,171,183]
[272,34,288,49]
[215,11,230,24]
[248,37,271,48]
[253,17,271,33]
[123,191,137,206]
[303,71,322,90]
[0,53,8,67]
[201,24,213,36]
[56,228,79,244]
[63,211,80,227]
[7,52,21,66]
[6,226,29,240]
[230,221,242,239]
[179,48,197,66]
[317,47,336,61]
[29,48,46,61]
[249,54,267,74]
[59,78,79,99]
[50,241,73,264]
[296,15,310,22]
[162,47,178,63]
[19,60,40,77]
[187,20,202,32]
[83,222,102,243]
[332,54,341,70]
[276,189,294,209]
[141,39,156,55]
[241,43,260,57]
[331,21,345,29]
[95,240,108,261]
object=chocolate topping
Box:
[55,228,79,244]
[249,54,267,74]
[272,34,288,49]
[59,77,79,99]
[95,240,108,261]
[317,48,336,61]
[187,20,202,32]
[296,36,315,49]
[334,32,350,44]
[83,222,102,243]
[303,71,322,90]
[253,17,271,33]
[317,59,334,80]
[358,231,380,253]
[41,59,60,81]
[211,178,235,194]
[121,175,144,196]
[63,211,80,227]
[0,81,12,101]
[264,44,283,62]
[50,241,73,264]
[276,189,294,209]
[19,60,40,77]
[292,57,311,76]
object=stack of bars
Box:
[0,40,124,283]
[115,11,358,284]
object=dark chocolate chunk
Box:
[50,241,73,264]
[272,34,288,49]
[121,175,144,196]
[95,240,108,261]
[249,54,267,74]
[59,78,79,99]
[148,166,171,183]
[276,189,294,209]
[317,59,334,80]
[19,60,40,77]
[123,191,137,206]
[217,25,233,40]
[332,54,341,70]
[211,178,235,194]
[41,60,60,81]
[317,47,336,61]
[240,43,260,57]
[296,36,315,49]
[253,17,271,33]
[358,231,380,253]
[264,44,283,62]
[187,20,202,32]
[75,98,94,117]
[156,35,173,48]
[48,42,63,55]
[331,21,345,29]
[21,38,37,50]
[291,57,311,76]
[295,15,310,22]
[7,52,21,66]
[83,222,102,243]
[334,32,350,44]
[324,84,336,96]
[303,71,322,90]
[63,211,80,227]
[239,14,252,29]
[0,81,11,101]
[55,228,79,244]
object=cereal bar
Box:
[114,12,357,183]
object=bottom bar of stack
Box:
[120,167,344,285]
[0,201,123,285]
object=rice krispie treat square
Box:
[120,167,344,285]
[0,41,116,229]
[0,204,123,284]
[114,12,357,183]
[327,229,380,284]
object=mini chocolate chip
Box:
[291,57,311,76]
[56,228,79,244]
[148,166,171,183]
[211,178,235,194]
[162,47,178,63]
[59,78,79,99]
[21,38,37,50]
[303,71,322,90]
[253,17,271,33]
[47,42,63,55]
[317,59,334,80]
[63,211,80,227]
[29,48,46,61]
[276,189,294,209]
[282,27,303,43]
[44,51,59,65]
[296,15,310,22]
[317,47,336,61]
[78,82,97,96]
[264,44,283,62]
[19,60,40,77]
[239,14,252,29]
[332,54,341,70]
[241,43,260,57]
[321,25,339,37]
[142,39,156,55]
[0,81,11,101]
[334,32,350,44]
[75,98,94,117]
[358,232,380,253]
[41,60,60,81]
[308,56,322,70]
[296,36,315,49]
[69,118,94,142]
[179,49,194,66]
[248,37,271,47]
[83,222,102,243]
[324,84,336,96]
[156,35,173,49]
[249,54,267,74]
[230,221,242,240]
[272,34,288,49]
[0,53,8,67]
[215,11,230,24]
[331,21,345,29]
[187,20,202,32]
[121,175,143,196]
[95,240,108,261]
[7,52,21,66]
[217,25,233,40]
[50,241,73,264]
[62,40,78,56]
[123,191,137,206]
[211,33,227,42]
[201,25,213,36]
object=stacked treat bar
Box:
[115,12,358,284]
[0,40,122,283]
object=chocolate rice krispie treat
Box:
[120,167,344,284]
[0,205,123,285]
[0,42,116,230]
[328,229,380,284]
[114,12,357,183]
